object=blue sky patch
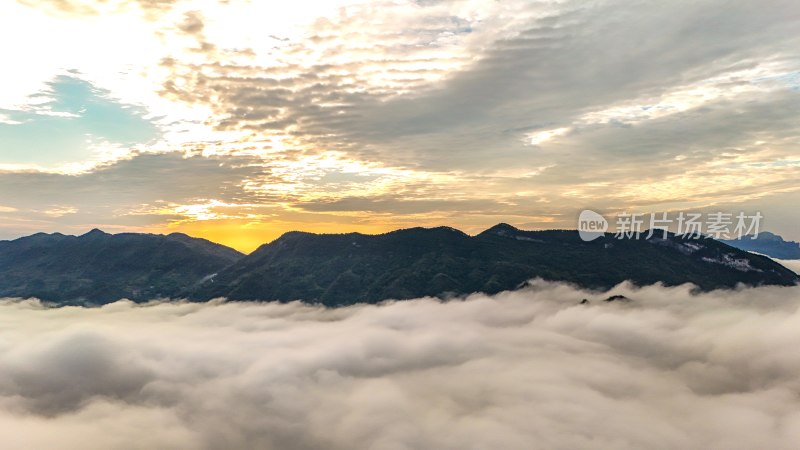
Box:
[0,75,160,167]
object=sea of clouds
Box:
[3,281,800,449]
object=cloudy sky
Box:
[1,0,798,251]
[4,282,800,449]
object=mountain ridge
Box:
[1,225,797,305]
[190,225,799,305]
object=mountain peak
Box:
[275,230,317,241]
[81,228,109,238]
[480,223,520,235]
[752,231,783,242]
[722,231,800,259]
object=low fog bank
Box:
[3,282,800,449]
[774,258,800,275]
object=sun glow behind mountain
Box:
[1,0,799,252]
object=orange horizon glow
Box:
[154,219,414,254]
[152,218,529,254]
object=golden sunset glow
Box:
[1,0,798,247]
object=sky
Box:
[4,281,800,449]
[0,0,798,252]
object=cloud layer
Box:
[3,282,800,449]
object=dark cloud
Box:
[0,152,271,236]
[294,196,508,214]
[0,152,263,205]
[3,282,800,448]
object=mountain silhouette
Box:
[0,229,243,304]
[1,225,796,305]
[722,232,800,260]
[190,224,799,305]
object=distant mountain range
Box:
[722,232,800,260]
[0,225,797,305]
